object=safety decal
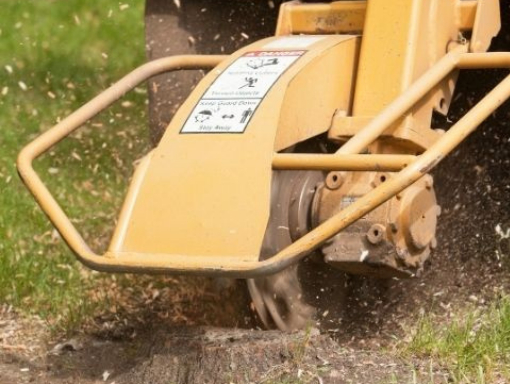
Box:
[180,50,305,134]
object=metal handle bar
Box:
[17,50,510,277]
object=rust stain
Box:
[419,155,444,174]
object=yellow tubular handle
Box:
[16,51,510,277]
[17,55,226,272]
[272,154,417,171]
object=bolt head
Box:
[367,224,386,245]
[325,172,343,190]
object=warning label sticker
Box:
[181,50,305,134]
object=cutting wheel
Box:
[247,170,349,331]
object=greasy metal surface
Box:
[315,171,438,278]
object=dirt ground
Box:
[2,3,510,384]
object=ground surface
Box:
[1,1,510,384]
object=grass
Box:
[256,327,331,384]
[0,0,149,331]
[406,296,510,383]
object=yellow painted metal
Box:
[16,55,226,273]
[330,0,461,151]
[17,50,510,276]
[457,1,478,31]
[336,45,467,155]
[329,0,500,151]
[274,37,359,151]
[265,54,510,275]
[276,0,481,36]
[471,0,501,53]
[16,0,507,278]
[109,35,358,260]
[276,1,366,35]
[272,154,415,172]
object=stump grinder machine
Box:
[18,0,508,331]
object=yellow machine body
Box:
[17,0,507,280]
[110,35,359,261]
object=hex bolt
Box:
[367,224,386,245]
[371,173,389,188]
[326,172,343,190]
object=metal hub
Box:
[248,170,325,331]
[248,168,440,330]
[248,168,353,331]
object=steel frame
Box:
[17,48,510,277]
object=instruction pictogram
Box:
[240,108,253,124]
[194,110,212,123]
[246,58,279,70]
[239,77,258,89]
[181,50,305,133]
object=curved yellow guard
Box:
[109,35,359,262]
